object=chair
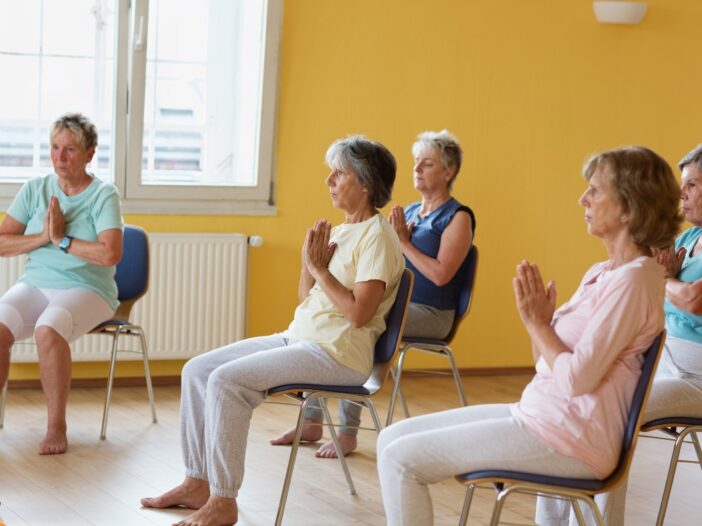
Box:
[454,331,666,526]
[640,416,702,525]
[0,225,158,439]
[267,268,413,526]
[386,245,478,425]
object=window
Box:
[0,0,282,214]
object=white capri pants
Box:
[376,403,595,526]
[0,282,115,344]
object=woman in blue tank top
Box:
[271,130,476,459]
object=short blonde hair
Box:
[412,129,462,189]
[583,146,682,249]
[50,113,98,151]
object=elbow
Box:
[348,312,373,329]
[429,271,452,287]
[102,249,122,266]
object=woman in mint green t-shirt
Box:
[0,113,123,456]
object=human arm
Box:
[0,213,50,256]
[512,260,566,368]
[655,245,702,315]
[48,195,122,266]
[304,219,386,328]
[298,220,324,302]
[389,205,472,287]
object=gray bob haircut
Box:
[678,144,702,172]
[325,135,396,208]
[50,113,98,151]
[412,129,463,188]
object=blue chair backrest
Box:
[440,245,478,343]
[115,225,149,302]
[374,269,413,365]
[610,331,665,481]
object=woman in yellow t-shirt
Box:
[141,135,404,526]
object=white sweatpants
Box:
[376,403,594,526]
[179,334,367,498]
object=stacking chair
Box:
[640,416,702,525]
[92,224,157,439]
[454,331,665,526]
[267,268,413,526]
[0,225,157,438]
[387,245,478,425]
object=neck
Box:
[344,204,377,224]
[604,230,648,268]
[420,191,451,215]
[58,172,92,196]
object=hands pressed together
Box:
[302,219,337,280]
[654,246,685,279]
[388,205,413,243]
[43,196,66,247]
[512,260,556,330]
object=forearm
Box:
[60,238,121,266]
[401,242,453,286]
[665,278,702,315]
[0,233,48,257]
[298,269,314,302]
[313,269,372,328]
[524,322,571,370]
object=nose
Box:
[413,162,421,174]
[578,190,588,207]
[325,172,333,187]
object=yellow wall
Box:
[9,0,701,380]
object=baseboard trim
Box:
[5,367,533,390]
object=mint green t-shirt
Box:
[664,226,702,345]
[7,173,123,310]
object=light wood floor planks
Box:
[0,374,700,525]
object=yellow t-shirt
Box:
[286,214,404,375]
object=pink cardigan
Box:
[511,256,664,478]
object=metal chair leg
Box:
[319,398,356,495]
[691,431,702,468]
[139,328,158,423]
[572,498,587,526]
[387,349,409,426]
[458,485,475,526]
[0,376,8,429]
[489,486,511,526]
[443,348,467,406]
[655,428,691,526]
[275,400,309,526]
[100,328,121,440]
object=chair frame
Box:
[640,417,702,525]
[455,331,666,526]
[267,269,413,526]
[387,245,478,425]
[0,225,157,439]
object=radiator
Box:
[1,233,251,363]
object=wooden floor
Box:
[0,374,700,525]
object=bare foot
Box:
[141,477,210,510]
[270,418,323,445]
[174,495,237,526]
[315,432,357,459]
[38,427,68,455]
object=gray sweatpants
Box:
[180,334,367,498]
[538,335,702,525]
[304,302,454,435]
[376,403,595,526]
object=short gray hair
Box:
[325,135,396,208]
[412,129,463,188]
[50,113,98,151]
[678,144,702,172]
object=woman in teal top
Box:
[0,113,123,455]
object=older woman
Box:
[548,144,702,525]
[0,113,123,455]
[141,135,404,526]
[272,129,474,458]
[377,146,681,526]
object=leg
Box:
[377,404,594,526]
[315,399,360,458]
[270,398,324,446]
[0,323,13,397]
[34,326,71,455]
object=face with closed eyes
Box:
[50,129,94,181]
[413,147,453,194]
[325,163,369,213]
[680,165,702,227]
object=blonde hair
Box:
[50,113,98,150]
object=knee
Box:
[0,323,14,351]
[34,325,68,349]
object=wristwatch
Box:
[59,235,73,253]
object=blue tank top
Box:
[404,198,476,310]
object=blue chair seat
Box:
[268,384,372,397]
[457,470,604,492]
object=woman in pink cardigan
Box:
[377,146,682,526]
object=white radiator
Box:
[1,233,251,363]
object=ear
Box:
[85,147,96,164]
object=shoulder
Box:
[678,226,702,247]
[608,256,664,292]
[448,198,476,231]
